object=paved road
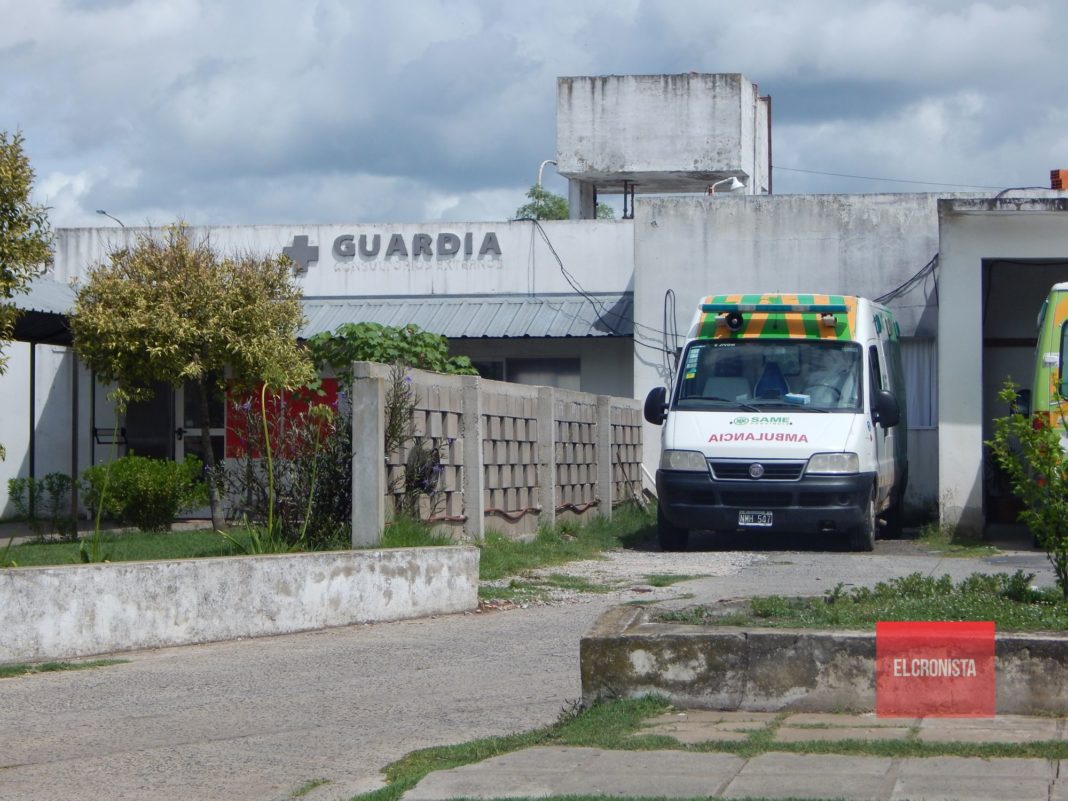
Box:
[0,532,1057,801]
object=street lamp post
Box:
[95,209,126,228]
[707,177,745,195]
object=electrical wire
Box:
[875,253,939,305]
[772,165,1005,191]
[520,217,675,355]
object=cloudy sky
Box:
[3,0,1065,229]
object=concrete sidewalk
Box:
[403,710,1068,801]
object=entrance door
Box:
[175,380,226,520]
[174,379,226,467]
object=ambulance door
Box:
[867,343,894,508]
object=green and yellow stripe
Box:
[697,293,857,341]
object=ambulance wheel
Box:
[657,506,689,551]
[849,491,876,552]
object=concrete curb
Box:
[580,605,1068,714]
[1,546,479,663]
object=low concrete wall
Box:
[581,606,1068,715]
[1,547,479,664]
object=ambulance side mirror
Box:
[644,386,668,425]
[875,389,900,429]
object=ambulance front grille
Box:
[709,460,806,481]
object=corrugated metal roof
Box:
[300,293,633,339]
[10,276,76,345]
[13,275,75,316]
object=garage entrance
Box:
[981,258,1068,521]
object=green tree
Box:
[513,184,616,221]
[70,223,314,530]
[0,131,53,458]
[306,322,476,379]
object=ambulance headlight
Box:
[660,450,708,472]
[806,452,860,475]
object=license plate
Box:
[738,510,773,527]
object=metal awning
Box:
[11,275,75,345]
[300,292,633,339]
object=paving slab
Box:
[642,710,773,743]
[401,747,745,801]
[722,753,895,800]
[891,756,1054,801]
[916,715,1062,743]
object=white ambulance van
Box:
[644,293,908,551]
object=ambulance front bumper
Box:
[656,469,877,533]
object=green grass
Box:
[477,504,654,583]
[379,516,454,548]
[644,573,702,587]
[0,658,127,679]
[659,571,1068,631]
[1,503,656,573]
[1,529,242,567]
[915,522,1001,557]
[290,778,330,798]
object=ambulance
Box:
[644,293,908,551]
[1029,282,1068,450]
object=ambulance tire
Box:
[657,506,689,551]
[881,470,908,539]
[882,497,904,539]
[849,491,877,552]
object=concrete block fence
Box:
[350,362,643,545]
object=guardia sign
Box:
[283,231,502,273]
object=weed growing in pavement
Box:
[288,778,330,798]
[659,570,1068,631]
[917,521,1000,557]
[644,573,703,587]
[0,659,128,679]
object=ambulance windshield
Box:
[675,340,862,412]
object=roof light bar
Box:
[702,303,849,314]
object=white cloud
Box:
[2,0,1065,225]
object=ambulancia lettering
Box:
[730,416,791,426]
[708,432,809,443]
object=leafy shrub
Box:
[988,381,1068,599]
[221,391,351,550]
[7,473,76,540]
[82,455,208,532]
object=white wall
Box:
[1,547,479,662]
[0,344,93,518]
[54,220,634,299]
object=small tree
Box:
[513,184,615,221]
[988,382,1068,599]
[0,131,53,458]
[71,223,314,529]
